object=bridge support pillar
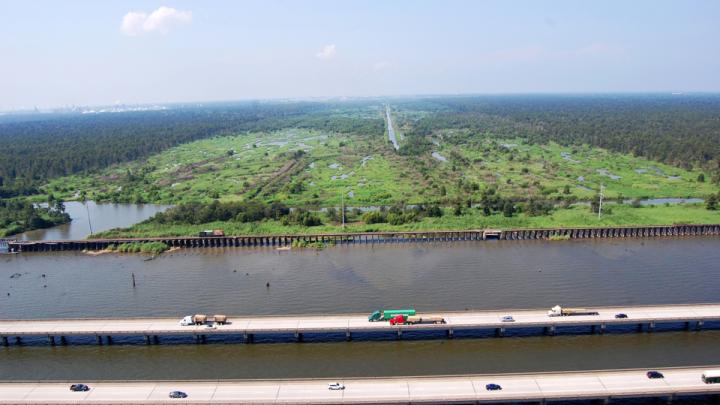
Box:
[153,335,159,344]
[345,331,352,341]
[96,335,103,345]
[396,329,402,339]
[144,335,151,344]
[244,333,254,343]
[15,337,21,345]
[48,336,55,345]
[294,332,303,342]
[697,320,704,330]
[1,336,7,346]
[648,322,655,332]
[600,323,606,334]
[60,336,67,345]
[684,321,690,330]
[446,329,454,339]
[667,393,675,404]
[544,326,556,336]
[106,336,113,345]
[495,328,505,337]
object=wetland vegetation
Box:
[2,95,719,237]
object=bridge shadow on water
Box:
[5,321,720,347]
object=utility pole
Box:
[84,199,94,235]
[598,184,605,219]
[341,192,345,229]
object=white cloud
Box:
[315,44,337,59]
[121,6,192,36]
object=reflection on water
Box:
[1,332,718,380]
[1,237,719,319]
[13,201,171,241]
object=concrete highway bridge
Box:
[1,366,718,404]
[2,304,718,346]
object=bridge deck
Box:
[1,304,719,340]
[1,367,719,404]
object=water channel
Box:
[12,201,171,241]
[1,237,719,381]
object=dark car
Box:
[615,313,628,319]
[486,383,502,391]
[69,384,90,392]
[647,371,664,379]
[169,391,188,399]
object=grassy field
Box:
[38,105,719,239]
[93,203,720,238]
[44,129,715,208]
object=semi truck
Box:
[179,314,229,326]
[368,309,416,322]
[389,315,445,325]
[547,305,599,317]
[199,229,225,237]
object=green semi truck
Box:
[368,309,416,322]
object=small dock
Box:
[1,366,718,404]
[1,304,718,346]
[5,224,720,253]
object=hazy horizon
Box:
[2,0,719,110]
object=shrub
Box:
[362,211,387,224]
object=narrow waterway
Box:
[1,332,717,380]
[386,106,399,150]
[13,201,171,241]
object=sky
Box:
[1,0,719,110]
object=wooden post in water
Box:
[132,273,136,288]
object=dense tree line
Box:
[399,94,720,172]
[361,203,443,225]
[0,198,70,237]
[147,200,325,227]
[0,101,384,194]
[149,200,290,225]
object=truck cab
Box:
[179,316,194,326]
[368,310,382,322]
[389,314,407,325]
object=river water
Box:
[1,237,719,381]
[13,201,171,241]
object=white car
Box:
[328,382,345,390]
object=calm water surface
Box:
[13,201,171,241]
[1,332,718,380]
[1,238,719,318]
[2,237,719,384]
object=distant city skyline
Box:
[1,0,719,110]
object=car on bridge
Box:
[615,313,628,319]
[328,382,345,390]
[69,384,90,392]
[647,371,664,379]
[501,315,515,322]
[486,383,502,391]
[169,390,188,398]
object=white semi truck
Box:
[547,305,599,317]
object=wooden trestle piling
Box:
[3,224,719,253]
